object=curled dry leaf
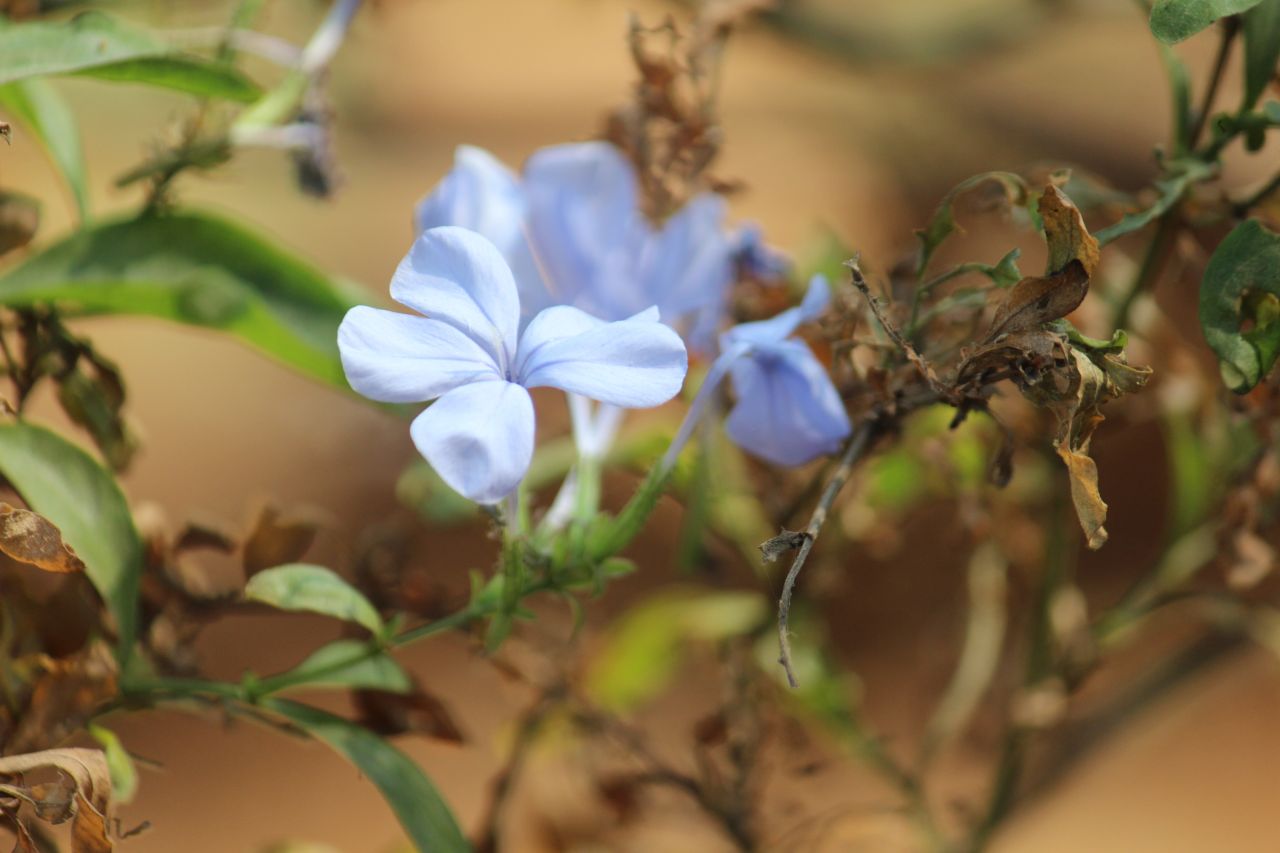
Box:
[0,503,86,573]
[242,504,321,576]
[0,747,113,852]
[8,641,118,754]
[1050,349,1152,550]
[954,186,1151,547]
[353,683,467,745]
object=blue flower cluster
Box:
[338,141,851,504]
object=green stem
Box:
[1110,209,1178,331]
[1188,17,1240,150]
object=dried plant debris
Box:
[0,504,86,574]
[0,748,114,852]
[950,186,1150,547]
[604,4,772,219]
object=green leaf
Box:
[0,421,142,657]
[87,724,138,804]
[585,590,766,712]
[0,79,88,220]
[1243,0,1280,109]
[0,211,362,388]
[269,640,411,695]
[263,699,470,853]
[245,564,384,636]
[1094,160,1215,245]
[0,13,260,102]
[1199,218,1280,391]
[1149,0,1265,43]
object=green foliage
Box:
[0,79,88,220]
[0,12,260,102]
[1094,160,1214,245]
[1149,0,1265,44]
[585,590,767,712]
[267,639,411,695]
[0,421,142,657]
[245,564,386,637]
[1199,218,1280,391]
[1242,0,1280,109]
[0,211,362,388]
[264,699,471,853]
[87,724,139,804]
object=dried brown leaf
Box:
[0,504,85,574]
[353,686,466,744]
[8,643,118,754]
[0,748,112,852]
[1039,185,1099,276]
[986,260,1089,339]
[242,505,320,576]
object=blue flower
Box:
[414,142,775,346]
[719,276,851,466]
[338,226,689,504]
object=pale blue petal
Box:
[523,142,639,316]
[414,147,552,321]
[414,146,524,247]
[516,306,688,407]
[639,193,734,319]
[725,341,850,466]
[409,380,535,504]
[390,226,521,370]
[720,274,831,350]
[798,274,831,321]
[338,306,501,402]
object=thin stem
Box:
[1188,17,1239,151]
[1110,206,1178,331]
[773,422,874,688]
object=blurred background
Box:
[6,0,1280,850]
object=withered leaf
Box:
[1056,445,1108,550]
[1039,185,1100,276]
[242,504,321,576]
[0,748,113,852]
[0,503,86,574]
[353,686,466,744]
[0,191,38,258]
[1050,349,1152,550]
[985,260,1090,340]
[9,642,118,754]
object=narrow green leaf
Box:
[1199,218,1280,391]
[87,724,138,804]
[264,699,470,853]
[268,640,411,695]
[0,421,142,657]
[246,564,384,636]
[0,12,260,102]
[1150,0,1265,43]
[0,211,362,388]
[1243,0,1280,109]
[0,79,88,220]
[1094,160,1215,245]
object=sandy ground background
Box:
[4,0,1280,850]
